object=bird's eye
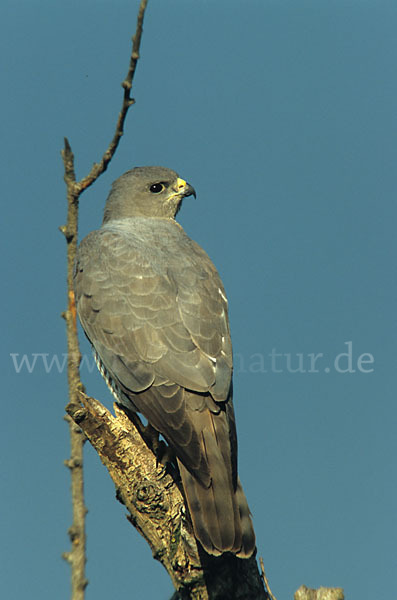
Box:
[149,183,164,194]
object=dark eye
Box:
[149,183,164,194]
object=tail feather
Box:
[177,405,256,557]
[178,460,222,555]
[200,426,236,551]
[178,459,255,557]
[236,478,256,558]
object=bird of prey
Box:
[74,166,256,557]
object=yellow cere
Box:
[176,178,187,189]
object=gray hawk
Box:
[74,166,256,557]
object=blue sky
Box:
[2,1,396,598]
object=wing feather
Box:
[73,222,257,556]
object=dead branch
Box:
[62,416,88,599]
[59,1,345,598]
[66,395,267,599]
[60,2,149,598]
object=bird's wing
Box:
[74,228,234,482]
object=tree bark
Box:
[66,396,267,599]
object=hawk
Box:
[74,166,256,557]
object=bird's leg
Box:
[142,424,179,480]
[141,423,180,481]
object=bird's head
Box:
[102,166,196,223]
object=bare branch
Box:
[78,0,148,193]
[60,2,344,598]
[60,3,149,598]
[62,416,88,599]
[66,395,267,599]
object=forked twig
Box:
[60,3,149,598]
